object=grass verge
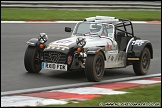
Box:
[1,8,161,21]
[43,83,161,107]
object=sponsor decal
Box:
[106,55,111,62]
[106,55,116,62]
[46,44,69,50]
[111,56,114,61]
[68,56,73,64]
[105,42,111,51]
[132,40,144,46]
[54,40,73,46]
[62,48,65,50]
[42,62,44,68]
[107,52,126,63]
[56,47,60,49]
[49,53,61,63]
[114,54,118,62]
[108,55,111,60]
[108,50,118,54]
[51,46,55,49]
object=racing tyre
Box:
[85,51,105,82]
[24,46,42,73]
[133,47,151,75]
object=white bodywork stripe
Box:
[126,37,134,53]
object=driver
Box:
[89,24,107,36]
[90,24,102,34]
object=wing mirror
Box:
[65,27,72,32]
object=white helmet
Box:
[89,24,102,34]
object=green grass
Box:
[1,8,161,21]
[43,84,161,107]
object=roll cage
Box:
[115,19,134,37]
[83,16,137,38]
[83,16,139,51]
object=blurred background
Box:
[1,1,161,10]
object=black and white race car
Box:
[24,16,153,82]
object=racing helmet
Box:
[89,24,102,33]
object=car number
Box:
[42,62,67,71]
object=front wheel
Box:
[133,47,151,75]
[24,46,42,73]
[85,52,105,82]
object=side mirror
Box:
[65,27,72,32]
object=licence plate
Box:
[42,62,67,71]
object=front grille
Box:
[44,51,66,64]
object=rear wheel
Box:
[24,46,42,73]
[85,52,105,82]
[133,47,151,75]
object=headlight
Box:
[76,37,86,47]
[38,33,48,44]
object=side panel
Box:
[105,50,127,68]
[86,41,126,68]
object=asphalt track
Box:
[1,23,161,92]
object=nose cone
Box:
[44,37,77,53]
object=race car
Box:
[24,16,153,82]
